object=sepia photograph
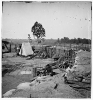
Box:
[1,1,91,98]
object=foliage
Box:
[31,21,45,39]
[57,37,91,44]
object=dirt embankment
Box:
[65,50,91,98]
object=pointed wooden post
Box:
[10,43,11,52]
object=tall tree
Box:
[31,21,45,43]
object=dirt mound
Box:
[64,50,91,98]
[75,50,91,65]
[3,74,84,98]
[66,50,91,82]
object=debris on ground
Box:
[2,48,91,98]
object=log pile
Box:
[35,48,76,77]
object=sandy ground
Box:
[2,53,91,98]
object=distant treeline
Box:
[56,37,91,44]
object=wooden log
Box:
[10,44,11,52]
[32,67,37,77]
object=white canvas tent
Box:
[19,42,33,56]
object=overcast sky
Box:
[2,1,92,39]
